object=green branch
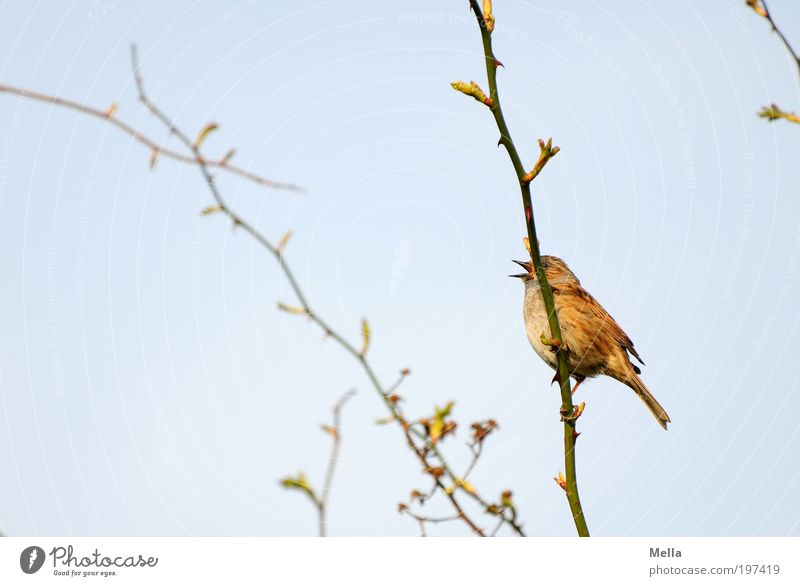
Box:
[458,0,589,536]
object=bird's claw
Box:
[560,402,585,423]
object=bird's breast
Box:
[522,284,559,370]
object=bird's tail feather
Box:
[625,371,671,430]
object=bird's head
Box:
[510,256,580,286]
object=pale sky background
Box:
[1,0,799,537]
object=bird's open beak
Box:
[509,259,532,279]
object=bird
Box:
[511,255,670,430]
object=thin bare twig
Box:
[317,390,356,537]
[463,442,484,481]
[490,515,505,537]
[128,45,509,537]
[417,518,428,537]
[748,1,800,125]
[401,510,461,525]
[279,390,355,536]
[411,428,525,536]
[760,0,800,81]
[0,81,302,191]
[5,43,524,537]
[463,419,496,481]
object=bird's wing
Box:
[554,282,645,366]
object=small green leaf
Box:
[193,122,219,149]
[320,424,338,438]
[435,401,454,420]
[360,318,371,356]
[277,302,307,315]
[430,401,455,442]
[280,472,317,502]
[482,0,495,32]
[430,418,443,442]
[455,477,476,495]
[450,80,491,106]
[200,205,223,216]
[276,230,293,255]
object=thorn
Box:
[494,58,504,68]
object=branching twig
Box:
[463,442,484,481]
[457,0,589,536]
[318,390,355,536]
[127,45,518,537]
[757,0,800,79]
[5,43,525,537]
[463,419,496,480]
[747,0,800,125]
[281,389,354,537]
[0,81,302,190]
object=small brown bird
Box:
[511,256,670,430]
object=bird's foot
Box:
[560,402,585,423]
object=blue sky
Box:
[1,0,799,536]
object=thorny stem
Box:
[0,81,301,191]
[760,0,800,82]
[465,0,589,536]
[128,46,515,537]
[749,1,800,125]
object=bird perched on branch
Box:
[511,255,670,430]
